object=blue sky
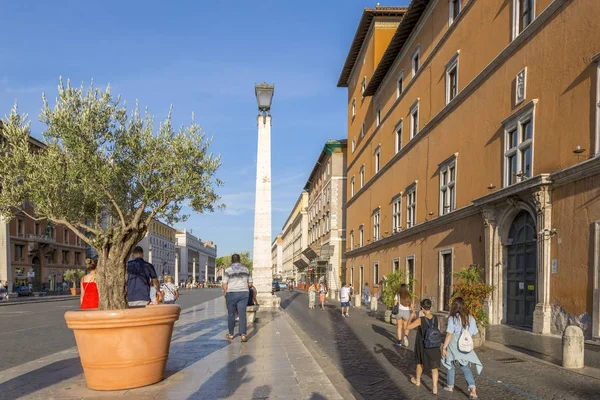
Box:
[0,0,408,256]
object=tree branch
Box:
[16,207,45,222]
[99,184,127,229]
[51,218,97,249]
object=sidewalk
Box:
[0,296,344,399]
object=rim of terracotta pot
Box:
[65,304,181,329]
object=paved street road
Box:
[0,288,222,372]
[278,291,600,400]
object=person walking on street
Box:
[222,254,252,342]
[394,284,415,348]
[308,282,316,310]
[160,276,179,304]
[248,281,258,306]
[406,298,441,395]
[80,258,99,309]
[339,282,351,317]
[442,297,482,399]
[127,246,161,307]
[363,282,370,307]
[319,280,327,311]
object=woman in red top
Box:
[80,258,99,309]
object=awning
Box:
[293,257,309,270]
[302,247,318,261]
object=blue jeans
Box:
[364,294,369,306]
[446,361,476,390]
[226,291,249,336]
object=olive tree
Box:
[0,80,222,310]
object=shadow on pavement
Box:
[279,292,301,309]
[371,324,397,344]
[0,358,82,399]
[187,354,255,400]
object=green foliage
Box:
[450,265,494,327]
[0,79,222,310]
[382,269,417,309]
[216,251,253,274]
[64,269,85,288]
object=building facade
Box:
[175,229,217,284]
[137,219,177,280]
[304,140,348,292]
[339,0,600,337]
[281,192,309,282]
[271,234,283,279]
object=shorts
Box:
[395,309,412,321]
[341,301,350,307]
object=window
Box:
[504,103,535,186]
[374,146,380,173]
[35,223,40,236]
[62,250,69,264]
[412,48,421,78]
[361,76,367,97]
[352,98,356,119]
[360,165,365,188]
[410,99,420,139]
[351,176,355,197]
[406,185,417,228]
[406,256,415,288]
[17,219,24,237]
[14,244,24,260]
[446,53,459,104]
[393,258,400,272]
[361,121,366,138]
[374,262,379,285]
[395,120,403,153]
[75,252,81,265]
[376,106,381,127]
[396,72,404,98]
[440,160,456,215]
[64,229,69,243]
[392,195,402,233]
[359,225,364,247]
[350,231,354,250]
[449,0,461,25]
[351,138,356,153]
[440,250,453,311]
[373,209,380,241]
[513,0,534,38]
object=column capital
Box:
[532,185,551,215]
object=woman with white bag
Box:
[441,297,482,399]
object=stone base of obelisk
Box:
[256,294,281,310]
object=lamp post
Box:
[252,83,280,309]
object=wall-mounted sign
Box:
[15,268,25,278]
[519,282,524,290]
[528,285,535,291]
[552,259,558,274]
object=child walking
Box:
[406,298,441,395]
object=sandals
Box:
[241,334,248,343]
[225,334,234,340]
[469,390,478,399]
[410,377,420,387]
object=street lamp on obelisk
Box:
[252,83,280,309]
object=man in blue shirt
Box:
[127,246,161,307]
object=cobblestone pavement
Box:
[0,288,223,371]
[278,291,600,400]
[0,295,342,399]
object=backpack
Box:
[423,316,443,349]
[458,325,474,353]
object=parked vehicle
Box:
[279,282,288,290]
[272,281,280,292]
[17,286,33,297]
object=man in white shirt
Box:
[339,282,351,318]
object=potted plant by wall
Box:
[0,80,222,390]
[450,265,493,347]
[382,269,417,324]
[64,269,85,296]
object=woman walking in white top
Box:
[394,284,415,347]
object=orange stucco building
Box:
[339,0,600,337]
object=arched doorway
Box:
[506,211,537,327]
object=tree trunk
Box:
[96,231,144,311]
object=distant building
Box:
[136,219,176,280]
[175,229,217,283]
[271,234,283,279]
[281,192,309,283]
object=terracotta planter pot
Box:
[64,304,181,391]
[70,288,80,296]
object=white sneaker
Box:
[403,337,409,347]
[235,317,240,322]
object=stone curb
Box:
[484,340,600,381]
[0,296,78,307]
[281,306,364,400]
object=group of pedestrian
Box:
[307,279,329,311]
[393,286,481,399]
[79,246,180,309]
